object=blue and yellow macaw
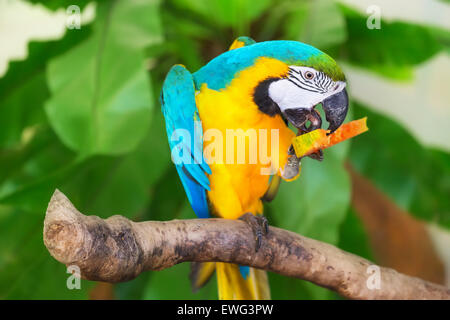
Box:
[161,37,348,300]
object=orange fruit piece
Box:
[292,117,369,158]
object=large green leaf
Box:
[26,0,92,11]
[268,156,350,243]
[0,73,48,149]
[0,126,78,213]
[337,5,442,80]
[0,110,170,216]
[349,102,450,228]
[428,26,450,54]
[62,111,171,219]
[169,0,272,35]
[45,0,162,156]
[0,27,92,149]
[283,0,347,50]
[0,206,94,299]
[143,262,217,299]
[157,10,209,72]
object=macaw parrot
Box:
[161,37,348,300]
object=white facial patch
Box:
[268,66,346,112]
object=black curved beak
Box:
[282,88,348,135]
[322,88,349,134]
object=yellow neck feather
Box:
[224,57,289,105]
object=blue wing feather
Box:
[161,65,211,218]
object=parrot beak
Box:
[283,88,348,135]
[322,87,349,134]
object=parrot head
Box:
[255,66,348,135]
[252,49,348,135]
[194,39,349,139]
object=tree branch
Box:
[43,190,450,300]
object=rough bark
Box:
[43,190,450,300]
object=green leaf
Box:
[0,27,92,149]
[114,272,151,300]
[283,0,347,50]
[337,5,442,80]
[63,111,171,219]
[349,102,450,228]
[45,0,163,156]
[0,110,170,218]
[0,73,48,149]
[141,168,188,222]
[26,0,93,11]
[158,11,208,71]
[268,156,351,244]
[428,26,450,54]
[169,0,272,35]
[143,262,218,299]
[0,206,93,299]
[0,126,78,213]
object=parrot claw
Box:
[239,213,269,252]
[281,152,300,180]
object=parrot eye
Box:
[304,71,315,80]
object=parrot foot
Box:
[239,213,269,252]
[281,151,300,180]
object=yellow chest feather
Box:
[196,58,295,219]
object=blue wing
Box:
[161,65,211,218]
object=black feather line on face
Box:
[253,77,282,117]
[288,71,324,93]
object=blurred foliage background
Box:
[0,0,449,299]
